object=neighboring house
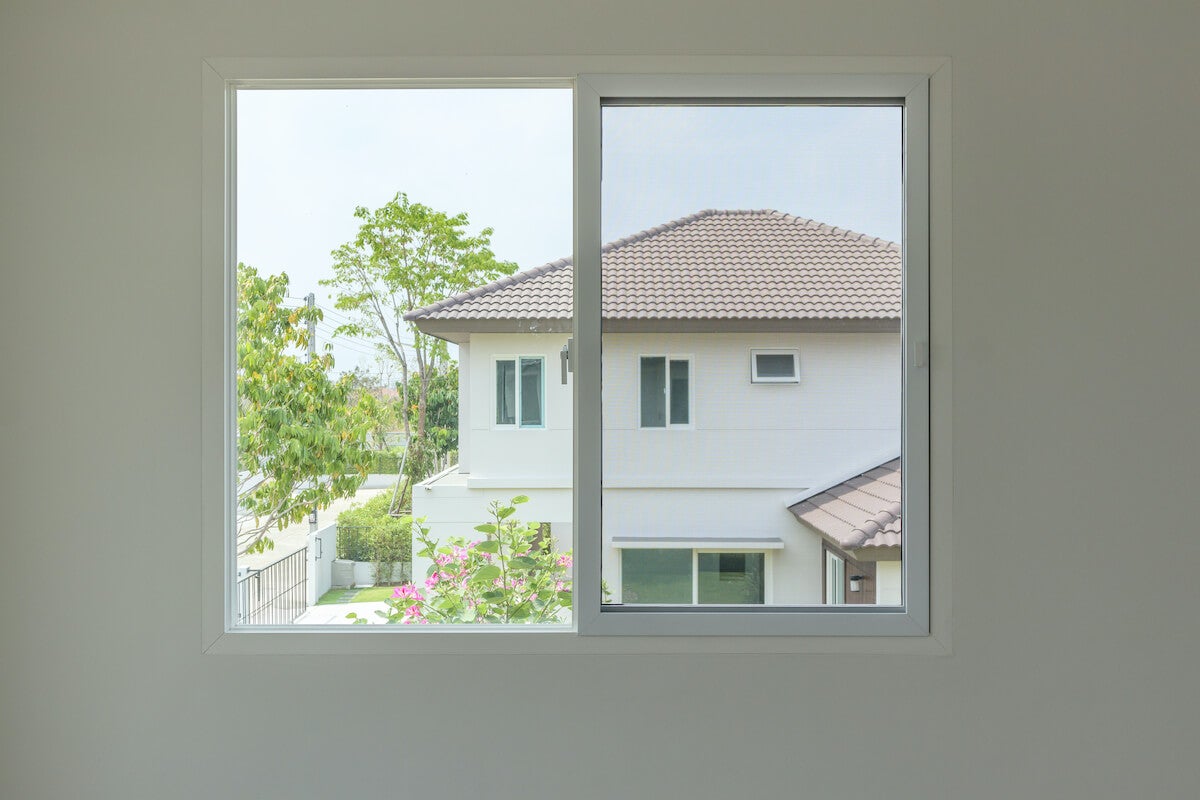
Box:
[405,209,902,605]
[787,456,903,605]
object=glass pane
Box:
[621,549,692,604]
[496,360,516,425]
[520,357,543,427]
[698,552,765,604]
[824,551,846,605]
[235,86,573,626]
[669,359,689,424]
[755,353,795,379]
[601,103,902,609]
[640,356,666,427]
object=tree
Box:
[403,362,458,456]
[236,263,373,554]
[320,193,515,451]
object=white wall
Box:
[310,522,339,605]
[412,480,573,585]
[3,3,1198,799]
[602,488,824,603]
[602,332,899,487]
[463,330,898,486]
[876,559,902,606]
[464,332,573,482]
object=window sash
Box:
[520,357,544,427]
[573,72,931,638]
[639,356,666,427]
[496,359,517,425]
[751,350,799,383]
[668,359,689,424]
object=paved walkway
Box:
[295,600,391,625]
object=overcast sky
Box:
[237,89,900,378]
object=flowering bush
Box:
[347,496,571,624]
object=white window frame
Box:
[637,354,693,429]
[493,354,546,429]
[617,548,775,606]
[825,550,847,605]
[202,56,949,656]
[750,348,800,384]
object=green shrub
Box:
[365,450,403,474]
[335,493,412,582]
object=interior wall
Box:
[2,2,1197,798]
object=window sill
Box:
[204,624,951,656]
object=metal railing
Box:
[236,547,308,625]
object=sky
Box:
[237,89,900,379]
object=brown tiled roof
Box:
[405,210,900,329]
[787,458,902,550]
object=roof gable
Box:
[787,457,902,551]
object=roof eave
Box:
[411,316,900,343]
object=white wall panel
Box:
[3,3,1198,799]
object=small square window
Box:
[751,349,799,383]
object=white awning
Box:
[610,536,785,550]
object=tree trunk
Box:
[417,372,428,438]
[398,360,411,440]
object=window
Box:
[204,63,938,649]
[698,552,765,605]
[824,550,846,605]
[751,349,799,383]
[639,356,690,427]
[621,549,692,604]
[620,549,767,605]
[496,356,544,427]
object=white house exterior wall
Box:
[412,330,900,605]
[875,559,902,606]
[602,332,900,488]
[602,487,824,603]
[463,333,573,483]
[458,342,470,474]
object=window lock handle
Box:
[560,338,573,385]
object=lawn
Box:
[316,585,401,605]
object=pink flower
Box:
[393,584,426,602]
[435,554,453,566]
[556,554,573,568]
[555,580,566,592]
[425,574,440,589]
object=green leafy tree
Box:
[403,363,458,456]
[348,497,572,625]
[236,263,372,554]
[353,389,400,453]
[320,193,515,466]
